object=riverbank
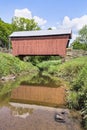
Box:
[0,52,38,80]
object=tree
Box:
[79,25,87,44]
[48,27,52,30]
[0,17,41,49]
[0,19,12,48]
[72,25,87,50]
[12,17,41,31]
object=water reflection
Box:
[0,75,37,106]
[9,103,33,119]
[11,85,66,107]
[0,74,65,107]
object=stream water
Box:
[0,75,83,130]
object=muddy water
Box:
[0,103,83,130]
[0,76,84,130]
[11,85,66,107]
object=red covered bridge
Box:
[10,29,71,57]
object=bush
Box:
[24,55,61,65]
[67,91,79,109]
[72,41,87,50]
[37,60,61,72]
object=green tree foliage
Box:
[12,17,41,31]
[24,56,61,65]
[72,25,87,50]
[79,25,87,44]
[48,27,52,30]
[0,17,40,48]
[0,19,12,48]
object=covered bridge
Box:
[10,29,71,57]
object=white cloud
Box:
[56,15,87,42]
[51,26,57,30]
[14,8,47,26]
[33,16,47,26]
[14,8,32,19]
[59,15,87,32]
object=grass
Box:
[53,56,87,83]
[0,52,38,78]
[53,56,87,129]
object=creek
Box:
[0,75,83,130]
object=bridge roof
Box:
[10,29,72,38]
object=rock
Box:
[83,115,87,119]
[1,75,16,81]
[61,111,66,115]
[55,114,65,123]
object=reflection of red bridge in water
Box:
[11,85,66,107]
[10,29,71,57]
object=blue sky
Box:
[1,0,87,41]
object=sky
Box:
[1,0,87,42]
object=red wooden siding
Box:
[11,35,70,57]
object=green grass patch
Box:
[53,56,87,129]
[54,56,87,83]
[0,52,38,77]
